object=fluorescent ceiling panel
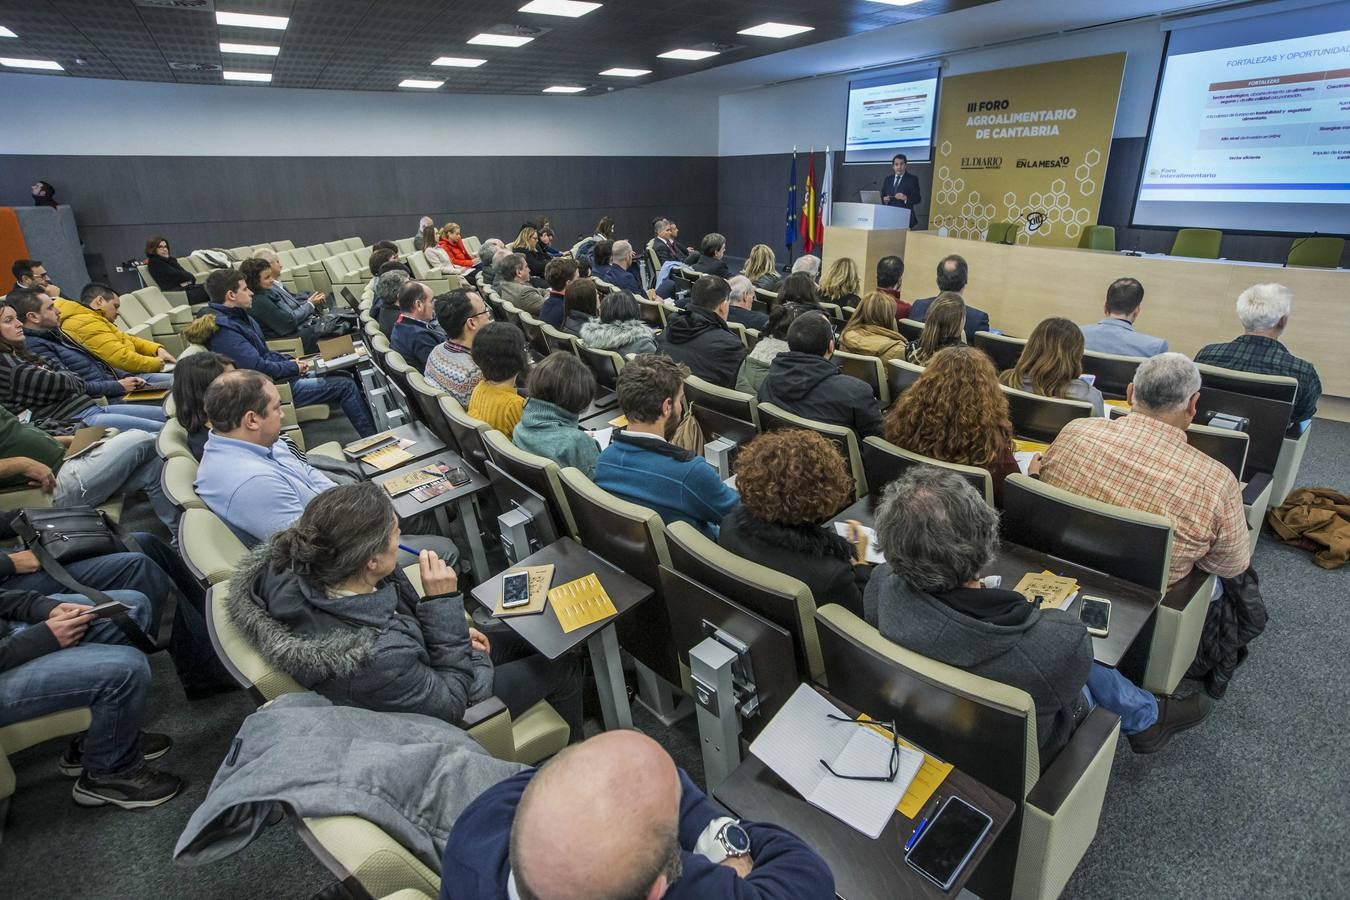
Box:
[738,23,814,39]
[599,67,651,77]
[215,11,289,30]
[519,1,601,17]
[1,57,63,70]
[543,85,586,93]
[467,33,533,47]
[432,56,487,67]
[219,42,280,56]
[658,48,719,60]
[223,70,271,82]
[0,26,16,38]
[399,78,445,88]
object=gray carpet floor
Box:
[1,419,1345,898]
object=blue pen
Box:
[399,544,421,556]
[905,796,943,852]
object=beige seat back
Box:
[832,349,889,405]
[861,436,994,505]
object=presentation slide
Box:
[1133,1,1350,235]
[844,67,940,164]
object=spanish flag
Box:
[800,153,817,254]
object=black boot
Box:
[1127,692,1212,754]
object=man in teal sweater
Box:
[594,354,739,538]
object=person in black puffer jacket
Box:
[656,275,745,389]
[756,310,882,438]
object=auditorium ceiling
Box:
[0,0,998,94]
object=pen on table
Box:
[905,796,943,852]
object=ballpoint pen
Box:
[905,796,944,852]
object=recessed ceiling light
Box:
[432,56,487,68]
[543,85,586,93]
[657,48,719,61]
[219,42,280,56]
[399,78,445,89]
[467,33,533,47]
[0,26,16,38]
[223,70,271,82]
[865,0,924,6]
[519,1,601,17]
[599,67,651,77]
[738,23,814,39]
[0,57,63,71]
[215,11,289,30]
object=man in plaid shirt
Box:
[1195,283,1321,429]
[1041,353,1250,589]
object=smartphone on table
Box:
[905,796,994,891]
[501,571,531,609]
[1079,595,1112,637]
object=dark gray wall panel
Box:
[0,154,720,284]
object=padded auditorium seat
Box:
[1170,228,1222,259]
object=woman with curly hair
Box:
[883,345,1023,505]
[741,243,782,292]
[717,429,871,615]
[905,292,965,364]
[999,316,1105,416]
[817,257,862,309]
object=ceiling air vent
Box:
[133,0,214,10]
[485,23,551,38]
[169,60,222,71]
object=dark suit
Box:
[883,171,922,226]
[652,238,685,264]
[909,295,990,344]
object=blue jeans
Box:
[0,590,152,776]
[77,403,166,434]
[291,374,376,436]
[1085,664,1158,734]
[54,430,176,530]
[139,372,174,389]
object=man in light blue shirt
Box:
[194,370,457,566]
[1080,277,1168,358]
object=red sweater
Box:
[440,237,475,268]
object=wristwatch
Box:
[711,821,752,862]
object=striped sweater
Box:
[0,351,96,433]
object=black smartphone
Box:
[88,600,131,619]
[501,571,531,609]
[905,796,994,891]
[446,467,471,487]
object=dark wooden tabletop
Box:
[356,421,447,476]
[467,537,653,659]
[714,689,1015,900]
[377,448,488,521]
[829,498,1160,668]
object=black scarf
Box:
[931,586,1033,627]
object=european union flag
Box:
[785,151,798,251]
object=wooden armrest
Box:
[1161,567,1214,612]
[459,695,508,729]
[1242,471,1272,507]
[1025,706,1119,816]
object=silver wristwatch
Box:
[713,821,751,861]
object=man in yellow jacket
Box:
[55,284,175,379]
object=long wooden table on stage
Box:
[900,232,1350,421]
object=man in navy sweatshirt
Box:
[440,730,834,899]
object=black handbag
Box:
[12,506,169,654]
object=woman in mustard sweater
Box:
[467,322,531,437]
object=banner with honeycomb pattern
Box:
[928,53,1126,247]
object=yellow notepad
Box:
[1104,399,1132,410]
[1012,438,1049,454]
[858,716,956,818]
[361,444,414,471]
[549,573,617,633]
[608,414,628,428]
[122,389,170,402]
[1013,570,1078,608]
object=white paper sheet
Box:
[834,521,885,565]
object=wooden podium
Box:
[822,202,911,295]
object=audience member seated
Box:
[756,311,882,439]
[441,729,834,899]
[413,216,434,250]
[226,481,581,739]
[240,258,319,354]
[818,257,862,309]
[866,467,1207,759]
[56,283,177,376]
[790,254,821,281]
[1195,282,1321,429]
[390,280,441,372]
[0,301,164,434]
[171,351,234,459]
[0,584,183,809]
[561,279,599,339]
[906,293,966,365]
[469,238,505,287]
[658,275,746,389]
[683,233,734,279]
[468,323,529,438]
[1080,277,1167,357]
[595,354,739,537]
[195,370,454,565]
[539,257,578,329]
[495,253,548,314]
[719,430,869,616]
[439,223,478,269]
[575,216,618,265]
[725,275,769,331]
[651,217,691,264]
[1040,353,1251,588]
[876,254,909,319]
[364,241,401,297]
[580,290,658,357]
[420,225,463,275]
[374,268,411,337]
[512,226,552,280]
[425,289,488,406]
[537,226,563,259]
[0,405,175,529]
[883,345,1020,504]
[513,352,601,477]
[736,303,805,394]
[143,236,209,305]
[592,240,644,295]
[909,255,991,343]
[10,258,64,300]
[741,243,783,292]
[775,271,821,309]
[838,291,908,363]
[255,247,327,313]
[15,289,170,403]
[999,317,1105,416]
[200,269,376,436]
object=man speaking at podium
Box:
[881,153,921,227]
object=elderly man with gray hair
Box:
[790,254,821,280]
[724,275,769,331]
[867,466,1208,757]
[493,251,548,314]
[1041,352,1250,592]
[1195,282,1320,429]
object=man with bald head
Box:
[440,730,833,899]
